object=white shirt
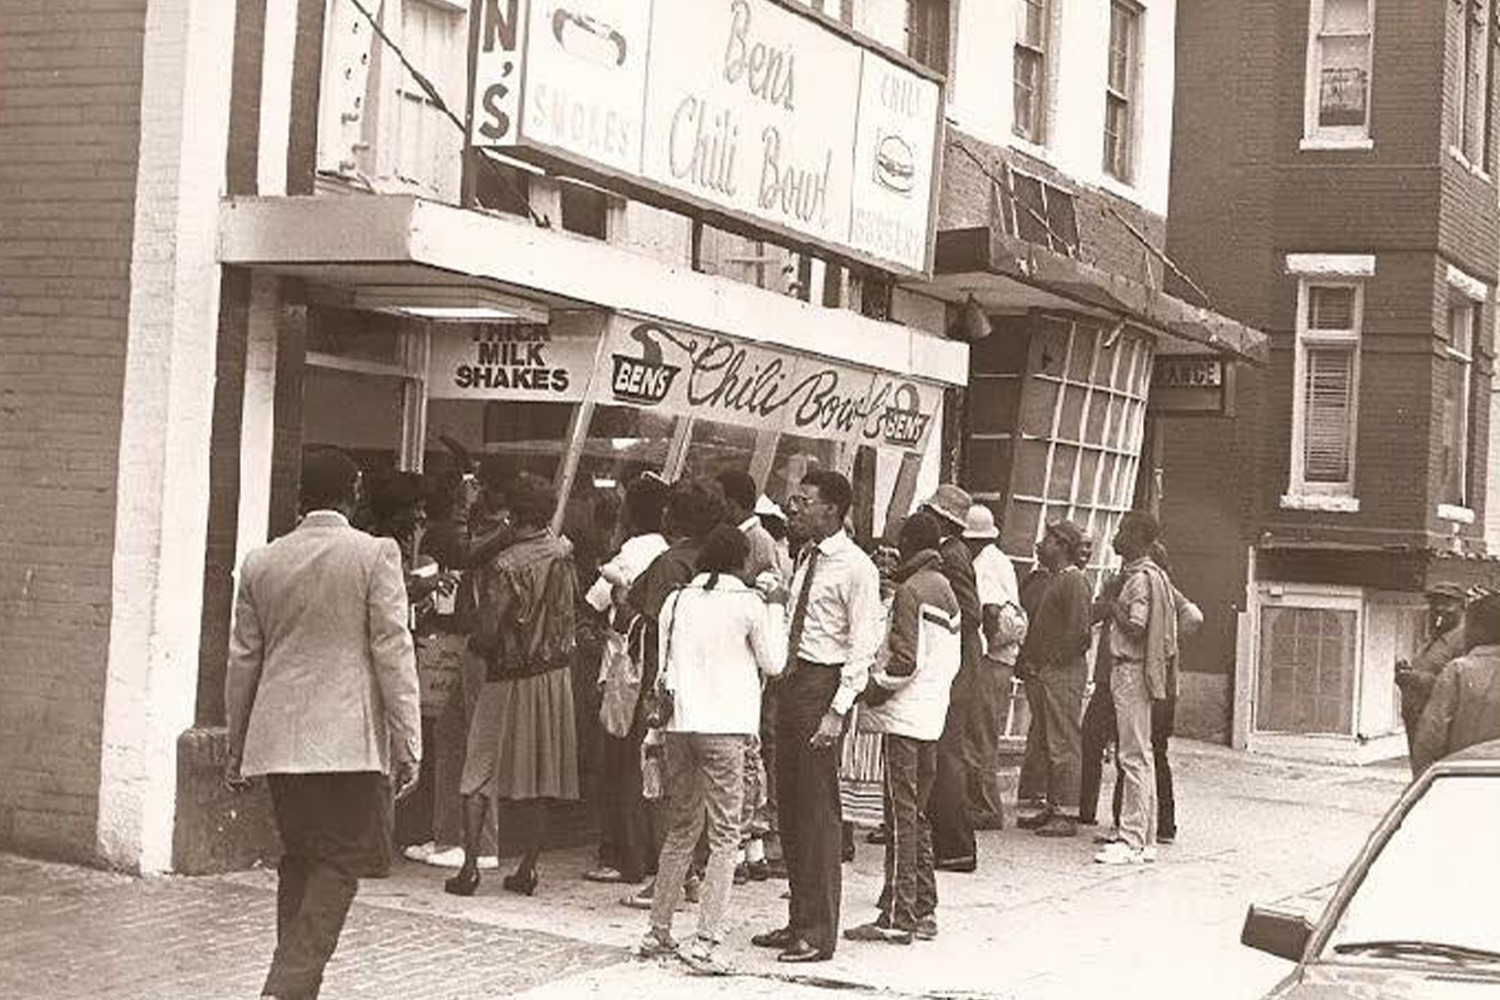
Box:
[586,532,669,612]
[972,542,1021,663]
[787,529,884,715]
[658,573,787,734]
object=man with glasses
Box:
[751,471,883,964]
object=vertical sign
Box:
[470,0,526,144]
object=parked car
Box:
[1241,739,1500,997]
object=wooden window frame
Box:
[1013,0,1050,144]
[1289,279,1363,499]
[1302,0,1376,148]
[1103,0,1142,182]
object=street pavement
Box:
[1,741,1410,1000]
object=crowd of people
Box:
[224,445,1498,997]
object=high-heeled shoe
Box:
[444,866,480,897]
[502,868,538,896]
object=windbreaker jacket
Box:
[861,550,962,740]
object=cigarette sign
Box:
[468,0,943,276]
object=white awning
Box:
[217,194,969,387]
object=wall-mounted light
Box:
[949,293,993,343]
[354,285,550,324]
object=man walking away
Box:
[751,471,882,963]
[1412,593,1499,775]
[1014,520,1091,839]
[226,448,422,1000]
[844,512,960,946]
[1095,511,1176,866]
[963,504,1025,830]
[917,485,984,872]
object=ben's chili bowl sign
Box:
[470,0,942,276]
[598,315,939,452]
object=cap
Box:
[963,504,1000,540]
[1425,582,1469,602]
[921,483,973,530]
[1045,518,1086,558]
[754,494,786,521]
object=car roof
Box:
[1437,738,1500,767]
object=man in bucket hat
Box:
[917,485,985,871]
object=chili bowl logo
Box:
[881,382,930,447]
[610,322,681,405]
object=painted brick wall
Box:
[0,0,148,860]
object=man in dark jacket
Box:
[1412,593,1498,775]
[1396,583,1471,774]
[917,485,984,872]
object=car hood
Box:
[1268,963,1500,999]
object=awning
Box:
[913,226,1269,366]
[217,194,969,386]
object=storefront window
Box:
[1257,604,1357,736]
[561,404,680,578]
[678,419,758,482]
[766,433,841,510]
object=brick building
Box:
[1162,0,1500,761]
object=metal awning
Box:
[217,194,970,387]
[912,226,1269,365]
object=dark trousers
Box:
[264,772,390,1000]
[775,663,843,954]
[965,664,1007,827]
[1018,677,1048,802]
[1080,691,1178,838]
[931,664,978,864]
[877,734,937,931]
[1023,666,1086,814]
[596,729,655,880]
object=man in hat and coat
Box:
[963,504,1025,829]
[1396,583,1472,772]
[917,484,985,871]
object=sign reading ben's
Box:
[469,0,943,276]
[599,315,940,453]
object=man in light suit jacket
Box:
[226,448,421,1000]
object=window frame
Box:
[1102,0,1142,182]
[1253,585,1364,738]
[1013,0,1052,144]
[906,0,952,77]
[1452,0,1495,171]
[1302,0,1377,149]
[1001,165,1080,257]
[1289,278,1364,500]
[1441,286,1481,509]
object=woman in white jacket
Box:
[639,524,788,974]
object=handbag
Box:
[640,589,684,730]
[598,625,642,738]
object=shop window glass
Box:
[679,419,758,483]
[479,399,576,481]
[303,367,407,472]
[765,434,840,511]
[308,308,404,365]
[1257,605,1357,735]
[560,181,609,239]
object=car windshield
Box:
[1322,773,1500,965]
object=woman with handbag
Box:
[637,524,788,975]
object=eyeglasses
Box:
[785,493,828,512]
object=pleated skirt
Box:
[460,665,580,802]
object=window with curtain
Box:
[1013,0,1049,143]
[1305,0,1374,142]
[1257,604,1358,736]
[1103,1,1141,181]
[1442,298,1478,507]
[1292,282,1362,496]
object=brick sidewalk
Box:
[0,856,625,1000]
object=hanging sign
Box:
[1148,354,1234,416]
[596,314,940,452]
[468,0,943,276]
[428,323,597,400]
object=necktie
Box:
[785,545,822,671]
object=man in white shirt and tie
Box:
[750,470,883,963]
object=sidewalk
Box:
[1,742,1407,1000]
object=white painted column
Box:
[237,274,282,558]
[97,0,236,873]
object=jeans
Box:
[650,733,746,944]
[1111,661,1156,851]
[877,734,938,931]
[776,664,844,954]
[1038,666,1086,814]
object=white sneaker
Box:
[1094,842,1145,866]
[403,841,438,862]
[423,846,499,870]
[1141,844,1159,863]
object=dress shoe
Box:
[777,939,832,963]
[502,868,538,896]
[733,863,749,885]
[443,866,481,897]
[764,857,789,879]
[751,926,798,949]
[744,859,770,881]
[1035,816,1078,838]
[844,920,912,945]
[914,916,938,941]
[933,856,976,873]
[1016,809,1053,830]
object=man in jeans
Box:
[1095,511,1178,866]
[843,512,960,946]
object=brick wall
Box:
[0,0,148,860]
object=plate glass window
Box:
[1292,282,1362,497]
[1013,0,1049,143]
[1103,1,1141,181]
[1306,0,1374,142]
[1257,604,1357,736]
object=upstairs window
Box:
[1303,0,1374,147]
[1442,291,1481,508]
[1291,281,1363,498]
[1002,168,1079,257]
[907,0,951,76]
[559,179,609,240]
[1103,1,1141,181]
[1454,0,1494,168]
[1013,0,1050,143]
